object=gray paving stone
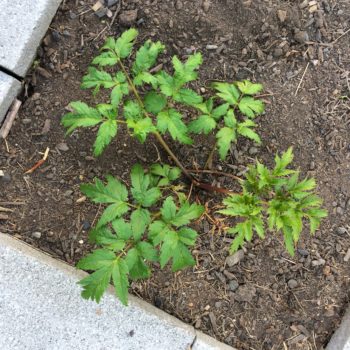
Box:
[326,307,350,350]
[0,234,234,350]
[0,0,61,77]
[193,332,235,350]
[0,72,21,124]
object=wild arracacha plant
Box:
[62,29,327,305]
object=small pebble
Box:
[32,231,42,239]
[294,31,309,44]
[226,249,244,267]
[119,9,138,26]
[248,146,259,155]
[287,279,298,289]
[56,142,69,152]
[336,227,347,235]
[312,258,326,266]
[0,173,11,183]
[228,280,239,292]
[206,44,218,50]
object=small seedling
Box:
[62,29,327,305]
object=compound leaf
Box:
[157,109,192,144]
[216,127,236,160]
[131,208,151,240]
[236,80,263,95]
[62,102,102,134]
[213,82,240,105]
[111,258,129,305]
[188,115,216,134]
[238,96,264,118]
[93,119,118,156]
[144,91,167,114]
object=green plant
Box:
[77,164,203,304]
[62,29,327,305]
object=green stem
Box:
[118,59,193,180]
[117,59,235,195]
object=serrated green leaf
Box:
[93,119,118,156]
[88,227,125,251]
[236,80,263,95]
[126,117,156,143]
[213,82,240,105]
[173,88,203,106]
[144,91,167,114]
[171,243,195,271]
[227,227,245,254]
[77,249,116,270]
[178,227,197,245]
[97,202,129,227]
[149,220,173,246]
[81,67,115,94]
[157,71,176,96]
[171,201,204,227]
[132,40,164,75]
[62,102,103,134]
[80,176,128,204]
[124,100,143,121]
[224,109,237,128]
[108,28,138,59]
[133,72,158,88]
[112,219,133,240]
[131,208,151,240]
[237,120,261,143]
[157,109,192,144]
[238,96,265,118]
[274,147,294,176]
[212,103,229,120]
[92,51,119,66]
[136,241,158,261]
[79,265,113,303]
[188,115,216,134]
[172,53,202,87]
[216,127,236,160]
[111,83,129,107]
[125,249,150,280]
[111,258,129,305]
[282,225,295,256]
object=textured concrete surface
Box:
[326,307,350,350]
[0,72,21,124]
[0,0,61,77]
[0,234,234,350]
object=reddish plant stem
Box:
[118,59,237,195]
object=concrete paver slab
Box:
[0,0,61,77]
[326,307,350,350]
[0,234,234,350]
[0,72,21,124]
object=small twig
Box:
[110,0,121,27]
[188,168,243,182]
[204,143,217,170]
[0,201,25,206]
[295,62,310,96]
[0,99,22,139]
[332,27,350,44]
[24,147,50,174]
[0,206,14,213]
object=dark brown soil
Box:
[1,0,350,349]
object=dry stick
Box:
[332,27,350,44]
[188,168,243,182]
[0,99,22,139]
[295,62,310,96]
